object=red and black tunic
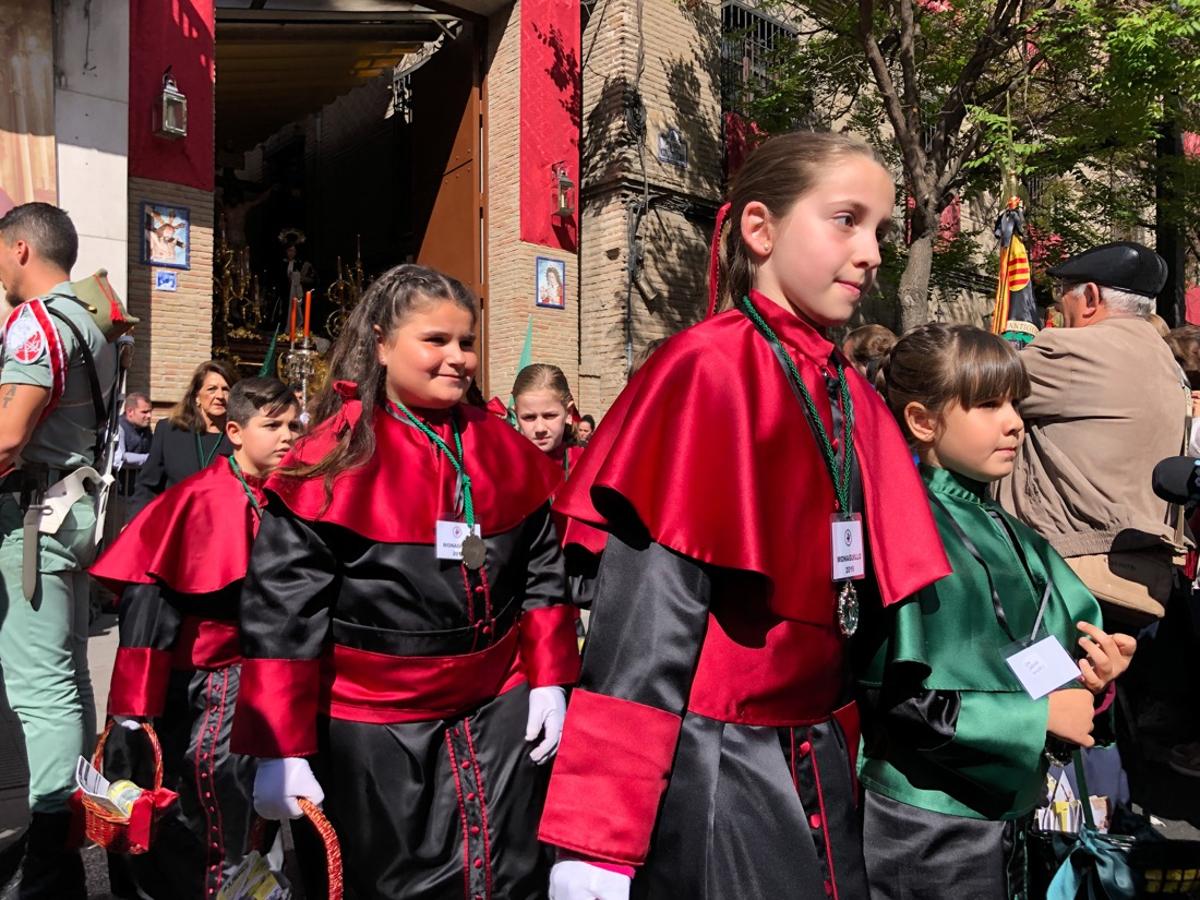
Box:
[229,392,581,900]
[538,292,951,899]
[90,460,262,900]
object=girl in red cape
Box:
[539,132,952,900]
[512,362,582,479]
[229,265,580,900]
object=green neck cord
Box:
[738,294,855,512]
[228,455,263,518]
[388,400,475,529]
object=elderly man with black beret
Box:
[997,241,1191,625]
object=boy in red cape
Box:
[89,377,299,899]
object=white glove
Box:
[549,860,631,900]
[525,685,567,765]
[253,757,324,821]
[113,715,142,732]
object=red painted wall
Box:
[519,0,580,252]
[129,0,215,191]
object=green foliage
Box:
[739,0,1200,302]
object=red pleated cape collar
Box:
[266,390,562,543]
[554,290,950,620]
[90,459,263,594]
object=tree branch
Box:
[933,0,1054,173]
[898,0,922,137]
[936,126,986,195]
[972,49,1047,108]
[859,0,930,196]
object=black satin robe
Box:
[233,501,576,900]
[560,533,868,900]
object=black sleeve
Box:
[239,505,340,661]
[231,503,341,757]
[106,583,184,718]
[519,503,569,614]
[129,423,169,516]
[515,504,579,688]
[118,582,183,651]
[579,532,711,714]
[537,532,712,863]
[860,680,961,754]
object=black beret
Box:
[1047,241,1167,298]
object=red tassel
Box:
[706,202,732,319]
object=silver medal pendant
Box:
[461,534,487,571]
[837,581,859,637]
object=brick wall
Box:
[576,0,722,415]
[483,1,581,402]
[126,176,215,411]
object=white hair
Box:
[1099,285,1155,317]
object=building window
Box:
[720,0,796,119]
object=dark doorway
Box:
[212,3,485,372]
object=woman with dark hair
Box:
[129,361,235,516]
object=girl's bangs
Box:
[954,331,1031,408]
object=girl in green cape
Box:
[859,323,1136,899]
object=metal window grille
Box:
[721,1,796,118]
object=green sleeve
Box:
[934,689,1049,797]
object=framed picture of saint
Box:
[535,257,566,309]
[142,202,190,269]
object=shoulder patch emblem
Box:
[5,305,47,365]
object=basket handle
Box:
[248,797,343,900]
[92,719,165,793]
[297,798,343,900]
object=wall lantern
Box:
[552,163,575,218]
[155,69,188,140]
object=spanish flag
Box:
[991,197,1041,347]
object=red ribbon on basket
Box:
[126,787,179,851]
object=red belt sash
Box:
[686,611,846,726]
[171,616,241,671]
[319,624,524,724]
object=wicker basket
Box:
[248,797,344,900]
[78,720,173,855]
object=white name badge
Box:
[830,514,866,581]
[1004,635,1081,699]
[435,520,482,561]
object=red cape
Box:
[90,459,263,594]
[549,445,607,554]
[554,290,950,620]
[267,391,562,542]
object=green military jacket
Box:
[858,465,1102,820]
